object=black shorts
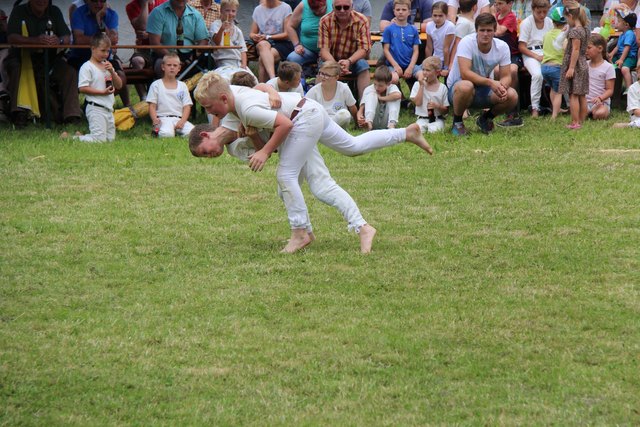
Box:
[247,38,294,60]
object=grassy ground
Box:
[1,109,639,425]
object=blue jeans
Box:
[287,48,319,67]
[541,64,561,92]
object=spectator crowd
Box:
[1,0,639,138]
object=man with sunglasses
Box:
[147,0,209,78]
[318,0,371,100]
[5,0,82,127]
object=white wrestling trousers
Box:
[228,134,366,233]
[77,103,115,143]
[277,100,407,230]
[158,116,195,138]
[523,50,543,111]
[416,117,445,133]
[362,90,400,129]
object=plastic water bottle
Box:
[45,19,53,36]
[176,19,184,46]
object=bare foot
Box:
[531,109,539,118]
[366,121,373,131]
[405,123,433,155]
[281,229,313,253]
[60,131,69,139]
[359,224,376,254]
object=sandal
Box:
[565,123,582,130]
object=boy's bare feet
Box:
[359,224,376,254]
[282,229,313,253]
[531,109,539,118]
[405,123,433,155]
[60,131,69,139]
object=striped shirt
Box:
[318,10,371,61]
[188,0,220,29]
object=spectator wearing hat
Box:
[541,6,568,119]
[608,10,638,92]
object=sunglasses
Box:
[334,5,350,11]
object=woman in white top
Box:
[249,0,294,83]
[306,61,358,129]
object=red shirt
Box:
[126,0,167,22]
[496,11,519,56]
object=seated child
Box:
[410,56,449,133]
[425,1,455,77]
[613,71,640,128]
[586,34,616,120]
[494,0,524,126]
[357,66,402,130]
[210,0,251,77]
[541,7,567,119]
[147,52,195,138]
[518,0,553,118]
[608,10,638,93]
[71,33,123,143]
[266,61,305,95]
[305,61,357,129]
[381,0,422,85]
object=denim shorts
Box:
[386,64,423,77]
[447,82,494,109]
[541,64,561,92]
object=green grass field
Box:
[1,110,639,425]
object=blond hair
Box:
[194,72,231,104]
[319,60,340,77]
[564,0,589,27]
[422,56,442,71]
[393,0,412,7]
[163,52,180,63]
[220,0,239,8]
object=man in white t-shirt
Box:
[446,13,518,136]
